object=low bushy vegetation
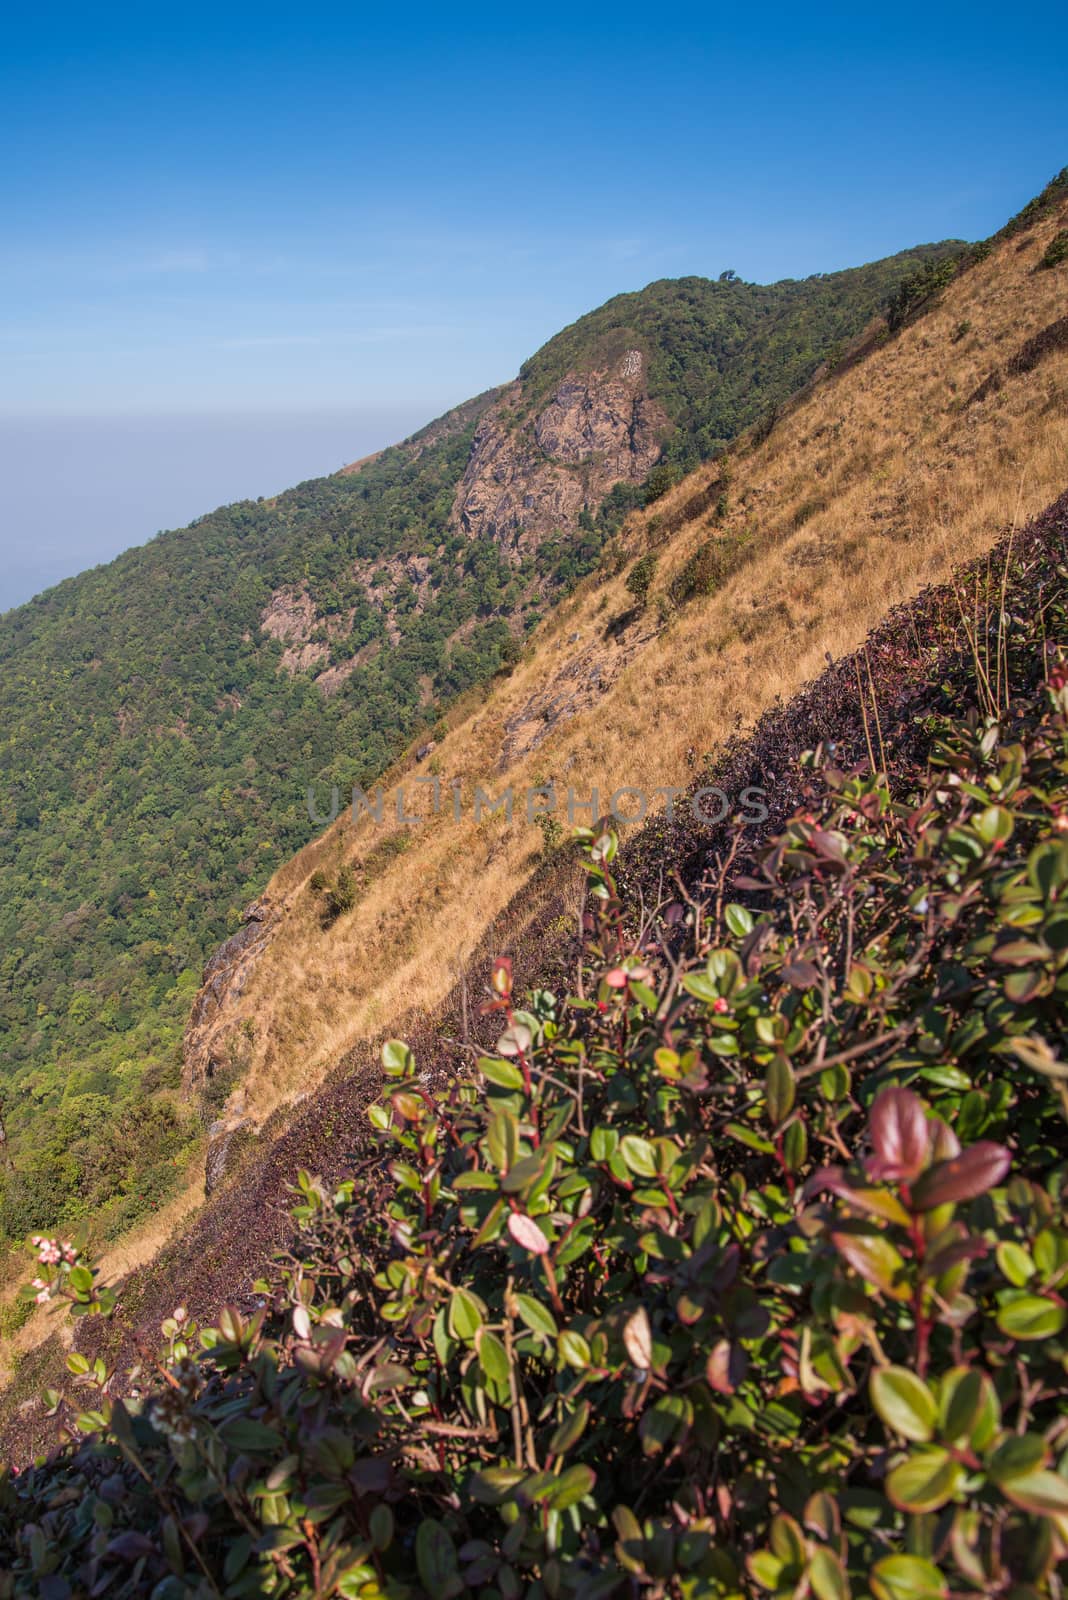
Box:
[6,530,1068,1595]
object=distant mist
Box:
[0,408,429,612]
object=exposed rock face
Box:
[259,586,318,644]
[498,610,658,769]
[204,1116,253,1197]
[451,353,667,559]
[182,899,277,1095]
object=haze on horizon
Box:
[2,0,1065,611]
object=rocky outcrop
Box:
[451,352,667,559]
[182,898,277,1095]
[498,609,658,768]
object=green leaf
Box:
[996,1295,1066,1340]
[725,903,754,937]
[514,1293,557,1340]
[452,1169,499,1191]
[782,1119,808,1172]
[747,1552,785,1591]
[938,1368,985,1444]
[619,1135,658,1178]
[545,1463,595,1510]
[548,1400,590,1456]
[468,1466,525,1504]
[870,1553,947,1600]
[682,971,720,1003]
[871,1367,937,1442]
[766,1054,796,1126]
[725,1121,775,1155]
[415,1520,461,1600]
[887,1447,963,1512]
[986,1434,1049,1484]
[477,1330,511,1388]
[639,1392,693,1455]
[486,1110,519,1172]
[447,1288,484,1341]
[369,1504,394,1552]
[219,1418,286,1453]
[590,1125,618,1161]
[996,1240,1035,1286]
[479,1056,526,1090]
[382,1039,415,1076]
[997,1469,1068,1515]
[68,1265,94,1295]
[809,1547,851,1600]
[558,1329,591,1368]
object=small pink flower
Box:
[712,997,730,1015]
[31,1277,44,1289]
[35,1289,50,1304]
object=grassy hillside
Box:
[0,245,959,1252]
[5,488,1068,1595]
[171,170,1068,1154]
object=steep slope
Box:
[1,168,1066,1449]
[0,245,952,1249]
[178,171,1068,1162]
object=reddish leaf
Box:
[706,1338,748,1394]
[867,1087,929,1182]
[910,1142,1011,1211]
[830,1228,911,1300]
[507,1213,549,1255]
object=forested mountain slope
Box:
[0,241,955,1247]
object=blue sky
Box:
[1,1,1066,608]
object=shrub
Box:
[323,864,358,924]
[624,552,658,606]
[669,540,720,604]
[642,464,683,506]
[1039,230,1068,270]
[7,626,1068,1594]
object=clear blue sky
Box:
[1,1,1065,608]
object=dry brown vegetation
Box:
[203,195,1068,1131]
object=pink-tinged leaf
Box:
[927,1117,961,1164]
[490,957,513,997]
[830,1229,911,1300]
[706,1338,748,1394]
[811,830,848,864]
[497,1023,532,1058]
[507,1213,549,1255]
[910,1142,1011,1211]
[604,968,628,989]
[622,1306,653,1370]
[868,1087,929,1182]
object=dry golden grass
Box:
[199,200,1068,1129]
